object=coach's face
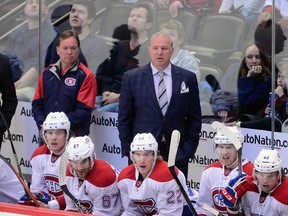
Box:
[148,33,174,71]
[57,36,80,69]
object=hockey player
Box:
[64,135,121,215]
[20,112,71,209]
[195,126,254,216]
[221,148,288,215]
[118,132,187,215]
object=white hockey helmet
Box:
[43,112,70,142]
[214,126,244,145]
[254,149,282,174]
[130,133,158,154]
[66,136,96,171]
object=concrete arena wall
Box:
[2,101,288,188]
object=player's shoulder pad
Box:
[205,161,222,170]
[149,160,179,182]
[242,161,254,175]
[31,145,50,160]
[86,160,117,187]
[273,176,288,204]
[118,164,136,182]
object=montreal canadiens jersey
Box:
[30,145,63,198]
[241,176,288,216]
[64,159,121,216]
[195,159,254,216]
[118,160,186,216]
[0,157,24,203]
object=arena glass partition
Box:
[0,0,284,133]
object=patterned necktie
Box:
[158,71,168,115]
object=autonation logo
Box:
[91,115,118,128]
[244,134,288,148]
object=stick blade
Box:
[211,121,242,150]
[59,151,69,187]
[202,203,221,216]
[168,130,180,167]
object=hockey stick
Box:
[202,203,223,216]
[168,130,198,216]
[0,109,24,180]
[59,151,87,213]
[211,121,243,174]
[0,154,41,207]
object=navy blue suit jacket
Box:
[118,63,202,162]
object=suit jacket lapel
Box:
[169,65,182,110]
[143,65,160,109]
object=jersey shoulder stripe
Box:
[149,160,179,182]
[30,145,50,160]
[118,164,136,182]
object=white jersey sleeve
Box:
[0,158,24,203]
[30,149,50,193]
[195,167,215,216]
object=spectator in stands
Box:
[46,0,108,74]
[235,41,272,117]
[50,3,71,32]
[258,0,288,30]
[210,20,286,125]
[160,19,200,82]
[210,41,272,122]
[219,0,265,22]
[32,30,96,137]
[4,0,57,102]
[254,20,287,57]
[195,125,253,215]
[258,0,288,54]
[220,20,286,95]
[96,3,153,112]
[168,0,222,18]
[227,62,288,132]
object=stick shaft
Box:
[0,110,24,179]
[168,130,198,216]
[59,151,86,213]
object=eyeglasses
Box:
[45,130,66,137]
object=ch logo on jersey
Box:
[75,200,93,214]
[211,188,227,212]
[133,198,158,215]
[44,175,62,197]
[65,77,76,86]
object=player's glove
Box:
[19,191,55,206]
[220,173,248,208]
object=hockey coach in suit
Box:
[118,31,202,177]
